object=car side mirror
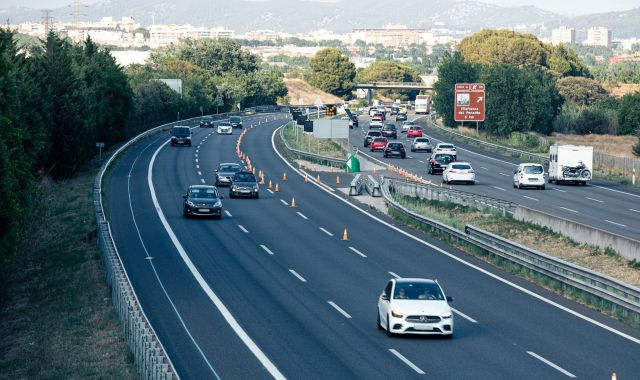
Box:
[182,194,187,199]
[381,294,389,301]
[219,196,224,199]
[513,170,518,174]
[446,296,453,302]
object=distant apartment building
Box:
[346,24,425,48]
[551,26,575,45]
[242,30,290,42]
[585,27,612,48]
[148,25,234,47]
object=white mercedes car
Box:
[377,278,454,337]
[443,162,475,185]
[217,122,233,135]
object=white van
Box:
[513,163,545,190]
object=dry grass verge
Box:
[392,195,640,287]
[0,168,136,379]
[282,122,347,159]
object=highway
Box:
[352,113,640,241]
[106,112,640,379]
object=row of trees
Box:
[0,32,288,260]
[0,30,132,259]
[434,30,640,141]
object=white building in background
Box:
[242,30,290,42]
[148,25,234,47]
[346,24,425,48]
[551,26,575,45]
[585,27,612,48]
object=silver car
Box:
[215,163,243,186]
[411,137,433,152]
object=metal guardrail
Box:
[366,175,382,197]
[95,106,281,380]
[349,174,363,196]
[381,178,640,321]
[465,226,640,314]
[425,118,548,165]
[279,122,347,169]
[388,177,516,216]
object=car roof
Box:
[450,162,471,166]
[189,184,216,190]
[394,278,437,285]
[219,162,241,167]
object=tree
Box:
[480,64,561,136]
[545,45,591,78]
[165,38,259,76]
[432,52,479,128]
[358,60,421,100]
[556,76,608,107]
[306,48,356,98]
[618,92,640,135]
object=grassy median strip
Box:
[282,122,347,159]
[0,167,136,379]
[388,193,640,326]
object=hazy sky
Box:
[1,0,638,15]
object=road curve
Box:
[105,113,640,379]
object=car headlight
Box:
[441,312,452,319]
[213,201,222,207]
[391,310,404,318]
[253,185,259,190]
[187,201,195,207]
[231,186,238,191]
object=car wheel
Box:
[254,193,259,199]
[513,181,517,188]
[386,318,394,337]
[229,192,235,199]
[540,185,545,190]
[383,153,387,158]
[444,333,454,340]
[377,311,383,330]
[470,181,475,185]
[401,154,405,159]
[517,182,522,189]
[214,214,222,220]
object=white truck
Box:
[548,145,593,185]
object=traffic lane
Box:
[107,132,274,379]
[242,121,640,378]
[155,119,414,379]
[356,116,640,238]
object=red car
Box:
[370,137,388,152]
[373,112,386,121]
[407,126,423,138]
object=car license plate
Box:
[198,208,210,213]
[241,189,250,193]
[414,324,434,331]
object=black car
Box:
[384,142,406,158]
[183,185,223,219]
[229,116,243,129]
[428,153,456,174]
[381,124,397,139]
[171,126,192,147]
[364,130,382,147]
[200,116,214,128]
[396,113,407,122]
[215,163,243,186]
[230,171,259,198]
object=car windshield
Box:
[202,117,213,122]
[219,122,231,127]
[220,165,241,172]
[452,164,472,170]
[524,165,544,174]
[435,154,455,163]
[230,116,241,123]
[190,188,218,198]
[172,127,190,136]
[394,282,444,300]
[233,172,256,182]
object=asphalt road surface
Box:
[106,112,640,379]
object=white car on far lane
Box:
[443,162,475,185]
[513,163,545,190]
[217,122,232,135]
[401,121,416,133]
[377,278,454,337]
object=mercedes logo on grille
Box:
[419,316,427,322]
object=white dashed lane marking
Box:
[238,225,249,233]
[319,227,333,237]
[260,245,274,256]
[289,269,307,283]
[348,247,367,258]
[389,349,425,375]
[327,301,352,319]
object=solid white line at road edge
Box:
[389,349,426,375]
[526,351,576,378]
[148,141,286,380]
[271,125,640,346]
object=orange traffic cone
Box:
[342,227,349,241]
[283,173,287,181]
[252,167,256,175]
[336,176,340,184]
[304,175,309,182]
[275,184,279,192]
[291,197,296,208]
[373,167,377,176]
[313,165,317,171]
[316,174,321,183]
[268,180,273,189]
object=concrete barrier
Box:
[514,205,640,261]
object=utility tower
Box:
[71,0,86,42]
[41,9,52,37]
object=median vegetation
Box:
[282,122,347,159]
[387,192,640,326]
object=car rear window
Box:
[368,132,381,137]
[172,127,190,136]
[388,143,403,148]
[439,144,454,149]
[410,126,420,130]
[373,137,387,142]
[384,125,396,130]
[415,138,429,142]
[452,164,471,170]
[524,165,544,174]
[435,154,455,163]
